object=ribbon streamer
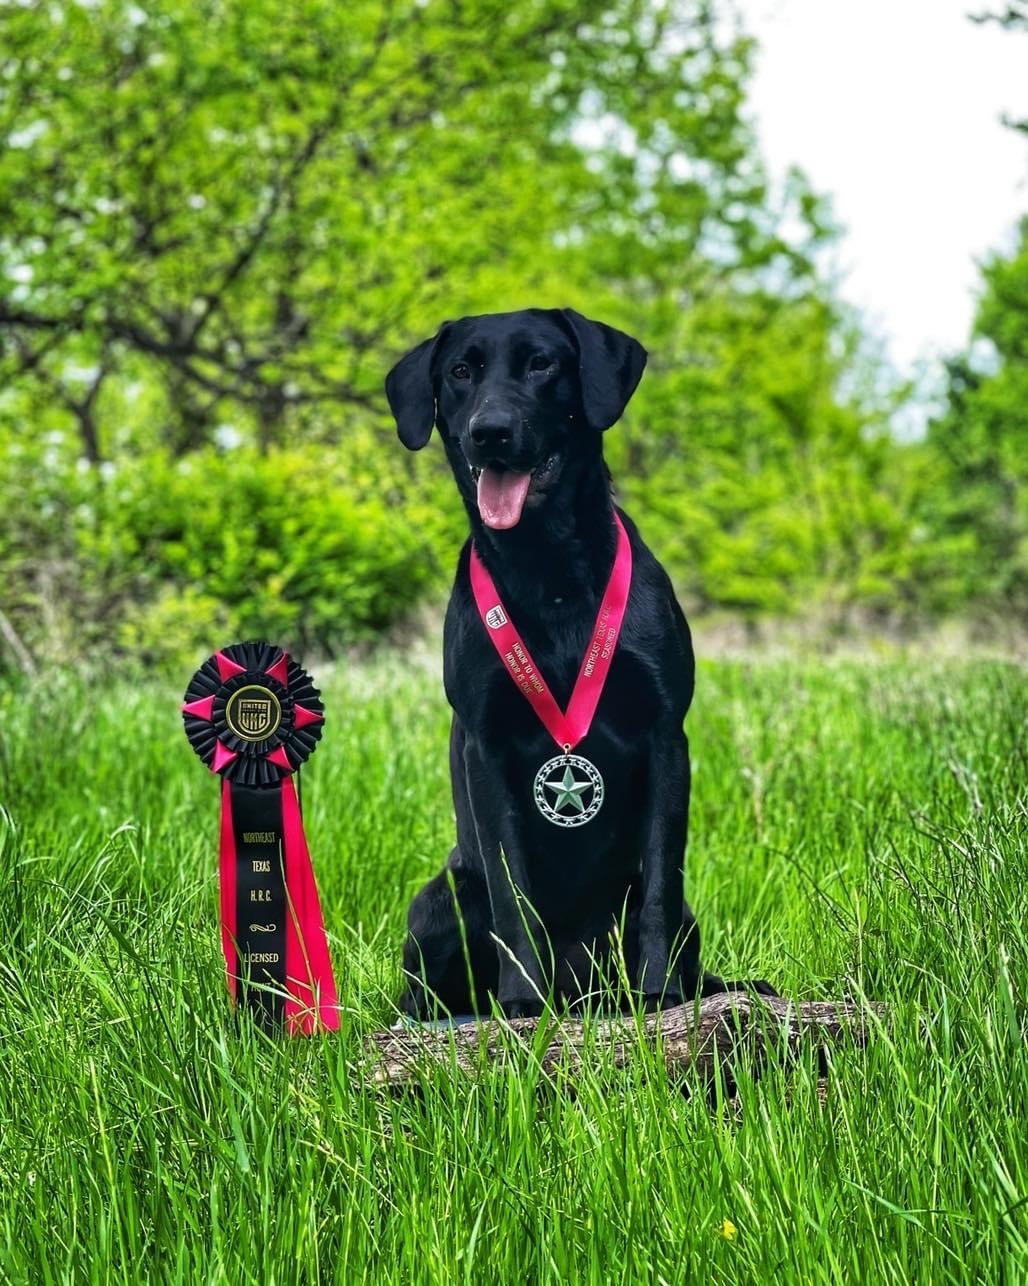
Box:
[469,512,633,751]
[183,640,339,1035]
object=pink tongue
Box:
[476,467,532,529]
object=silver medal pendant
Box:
[533,752,604,827]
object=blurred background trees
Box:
[919,221,1028,616]
[0,0,1023,671]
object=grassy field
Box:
[1,652,1026,1282]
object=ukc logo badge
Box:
[485,605,508,630]
[225,685,282,741]
[239,696,272,735]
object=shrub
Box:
[0,434,463,673]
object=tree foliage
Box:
[2,0,791,456]
[923,219,1028,613]
[917,6,1028,618]
[0,0,954,669]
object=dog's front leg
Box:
[636,728,699,1007]
[463,739,547,1018]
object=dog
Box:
[385,308,774,1018]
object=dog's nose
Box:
[468,410,517,451]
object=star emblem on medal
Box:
[533,753,605,827]
[546,764,591,811]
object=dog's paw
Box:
[497,996,544,1020]
[748,978,779,998]
[639,992,684,1014]
[707,975,780,999]
[398,988,435,1022]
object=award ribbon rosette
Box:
[182,641,339,1035]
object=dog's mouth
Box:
[471,456,560,530]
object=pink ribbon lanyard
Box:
[469,513,633,751]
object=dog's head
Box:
[385,309,646,530]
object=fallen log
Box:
[365,992,888,1091]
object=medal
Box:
[470,514,633,827]
[533,751,605,827]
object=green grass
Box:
[1,654,1026,1283]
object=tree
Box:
[0,0,918,666]
[916,5,1028,619]
[923,220,1028,612]
[0,0,802,459]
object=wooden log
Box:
[365,993,888,1091]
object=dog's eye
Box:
[528,354,553,373]
[451,362,471,380]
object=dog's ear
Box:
[559,309,647,431]
[385,325,450,450]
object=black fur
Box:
[385,308,774,1018]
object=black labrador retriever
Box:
[385,308,773,1018]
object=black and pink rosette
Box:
[182,640,325,788]
[182,641,338,1035]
